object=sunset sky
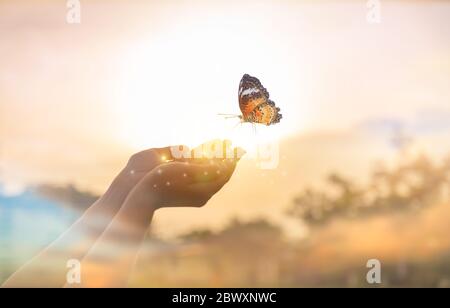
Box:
[1,0,450,237]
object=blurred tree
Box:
[289,154,450,227]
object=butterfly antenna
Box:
[218,113,240,119]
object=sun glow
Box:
[111,2,311,152]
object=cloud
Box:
[411,109,450,135]
[357,109,450,150]
[35,184,99,212]
[0,182,26,197]
[359,109,450,136]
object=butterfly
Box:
[238,74,282,126]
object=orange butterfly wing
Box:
[238,74,282,126]
[253,102,280,125]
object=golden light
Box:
[109,2,312,154]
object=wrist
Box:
[116,181,159,229]
[101,167,141,206]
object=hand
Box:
[112,140,241,204]
[114,146,178,189]
[2,140,244,288]
[118,141,244,225]
[102,146,181,209]
[138,158,240,208]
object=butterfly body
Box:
[238,74,282,126]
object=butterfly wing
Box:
[253,100,282,126]
[238,74,268,116]
[238,74,282,125]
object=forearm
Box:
[2,168,139,288]
[69,185,157,288]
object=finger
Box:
[189,139,238,161]
[189,139,222,161]
[187,182,225,202]
[217,158,239,184]
[223,139,236,159]
[162,161,229,183]
[216,142,245,160]
[155,145,190,162]
[192,147,242,182]
[190,156,240,191]
[219,141,246,160]
[187,165,237,198]
[234,146,246,160]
